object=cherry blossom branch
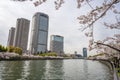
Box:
[104,17,120,29]
[54,0,64,10]
[86,0,94,9]
[78,0,119,31]
[94,42,120,52]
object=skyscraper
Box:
[83,48,87,58]
[7,27,15,46]
[50,35,64,55]
[30,12,49,54]
[14,18,30,53]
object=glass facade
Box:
[37,14,48,52]
[83,48,87,57]
[39,16,48,31]
[50,35,64,54]
[38,31,47,44]
[52,36,63,42]
[30,12,49,53]
[37,45,46,52]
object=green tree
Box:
[48,53,57,56]
[14,47,22,55]
[40,51,43,54]
[37,52,40,55]
[8,46,15,52]
[2,46,7,52]
[0,44,2,52]
[0,44,7,52]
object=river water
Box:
[0,59,113,80]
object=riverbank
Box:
[0,52,65,61]
[0,56,64,61]
[96,59,120,80]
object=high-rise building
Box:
[14,18,30,53]
[30,12,49,54]
[7,27,15,46]
[83,48,87,58]
[50,35,64,55]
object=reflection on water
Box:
[83,60,88,80]
[43,60,64,79]
[0,60,113,80]
[0,61,24,80]
[25,60,46,80]
[22,61,30,79]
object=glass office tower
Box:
[50,35,64,55]
[30,12,49,54]
[83,48,87,58]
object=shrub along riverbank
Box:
[0,44,64,60]
[0,44,22,55]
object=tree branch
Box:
[82,0,118,31]
[95,42,120,53]
[86,0,94,9]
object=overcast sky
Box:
[0,0,119,55]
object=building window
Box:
[37,45,46,52]
[38,31,47,44]
[39,16,48,31]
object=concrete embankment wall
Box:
[99,60,119,80]
[99,60,113,71]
